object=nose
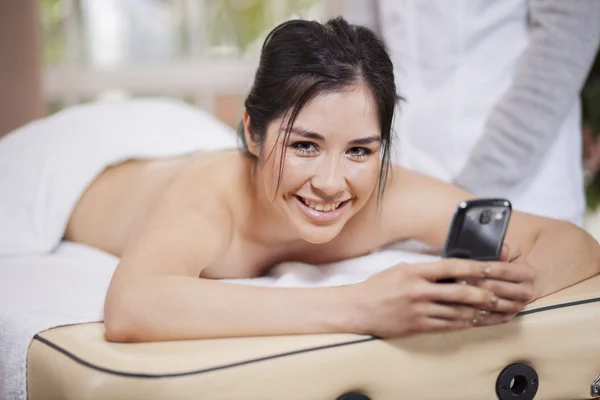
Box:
[311,155,346,198]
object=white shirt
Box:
[346,0,600,225]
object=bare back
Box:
[65,155,195,256]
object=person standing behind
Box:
[345,0,600,226]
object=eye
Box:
[290,141,318,155]
[347,147,372,160]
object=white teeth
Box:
[300,197,343,212]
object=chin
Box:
[297,224,344,245]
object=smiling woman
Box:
[62,16,600,343]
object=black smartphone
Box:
[437,198,512,283]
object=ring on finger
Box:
[478,309,489,318]
[489,295,499,310]
[470,308,480,325]
[480,264,492,277]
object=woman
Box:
[65,17,600,343]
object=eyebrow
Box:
[288,127,381,145]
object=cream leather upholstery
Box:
[27,276,600,400]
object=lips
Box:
[293,195,351,224]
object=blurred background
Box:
[39,0,339,126]
[1,0,599,235]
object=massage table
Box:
[27,275,600,400]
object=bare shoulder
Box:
[374,165,475,247]
[116,151,242,278]
[375,165,559,252]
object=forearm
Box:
[104,275,359,342]
[526,222,600,299]
[456,0,600,194]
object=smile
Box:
[294,195,351,224]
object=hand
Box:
[352,258,532,338]
[471,244,536,326]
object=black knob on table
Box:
[337,392,371,400]
[496,362,539,400]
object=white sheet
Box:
[0,243,118,400]
[0,241,438,400]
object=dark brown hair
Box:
[238,16,398,200]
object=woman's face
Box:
[254,85,382,244]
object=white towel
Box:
[0,98,238,256]
[0,242,119,400]
[0,241,438,400]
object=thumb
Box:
[500,244,510,262]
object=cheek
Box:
[279,154,311,190]
[259,140,284,189]
[260,144,307,198]
[345,159,381,191]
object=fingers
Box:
[506,243,524,263]
[484,296,523,314]
[415,312,518,334]
[414,317,473,333]
[474,312,515,327]
[500,244,510,262]
[416,259,534,284]
[420,282,523,314]
[486,262,535,284]
[410,310,519,334]
[475,279,534,304]
[409,305,520,334]
[420,282,494,309]
[423,303,482,321]
[416,259,488,281]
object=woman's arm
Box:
[103,197,353,342]
[508,213,600,299]
[106,276,357,342]
[383,167,600,300]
